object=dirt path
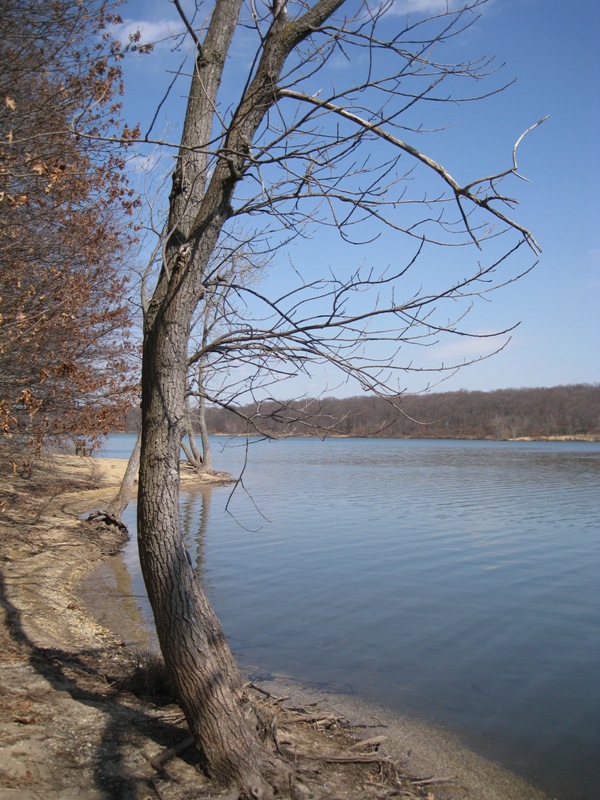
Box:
[0,454,551,800]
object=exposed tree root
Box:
[138,685,445,800]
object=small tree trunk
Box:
[181,434,203,471]
[196,367,213,472]
[182,398,206,473]
[88,433,140,531]
[106,432,141,520]
[188,425,206,469]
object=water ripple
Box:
[104,436,599,800]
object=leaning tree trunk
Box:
[181,397,207,473]
[88,433,141,530]
[106,432,141,520]
[181,434,203,471]
[137,296,291,798]
[196,367,213,472]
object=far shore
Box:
[115,430,600,442]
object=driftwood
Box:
[303,751,391,764]
[350,735,388,750]
[279,711,342,727]
[411,775,456,786]
[148,735,195,772]
[86,509,128,533]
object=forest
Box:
[194,384,600,440]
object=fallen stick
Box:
[300,751,393,764]
[148,735,195,772]
[350,735,388,751]
[280,711,341,725]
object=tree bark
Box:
[196,368,213,472]
[88,432,140,530]
[105,432,141,522]
[186,394,213,473]
[182,398,205,472]
[138,289,291,796]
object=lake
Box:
[95,434,600,799]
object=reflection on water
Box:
[181,486,212,583]
[94,436,600,800]
[82,536,153,652]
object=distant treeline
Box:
[198,384,600,440]
[121,384,599,440]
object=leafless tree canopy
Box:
[127,0,545,415]
[112,1,547,797]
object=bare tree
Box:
[126,0,544,795]
[185,244,267,469]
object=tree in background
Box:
[184,243,266,471]
[129,0,544,795]
[0,0,138,459]
[203,385,600,440]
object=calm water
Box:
[98,434,600,799]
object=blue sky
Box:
[115,0,599,397]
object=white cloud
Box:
[126,149,164,174]
[111,17,185,48]
[391,0,461,14]
[427,331,513,362]
[388,0,496,18]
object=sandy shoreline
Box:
[0,454,551,799]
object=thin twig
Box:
[148,735,195,772]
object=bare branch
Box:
[277,88,542,253]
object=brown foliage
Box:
[0,0,139,454]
